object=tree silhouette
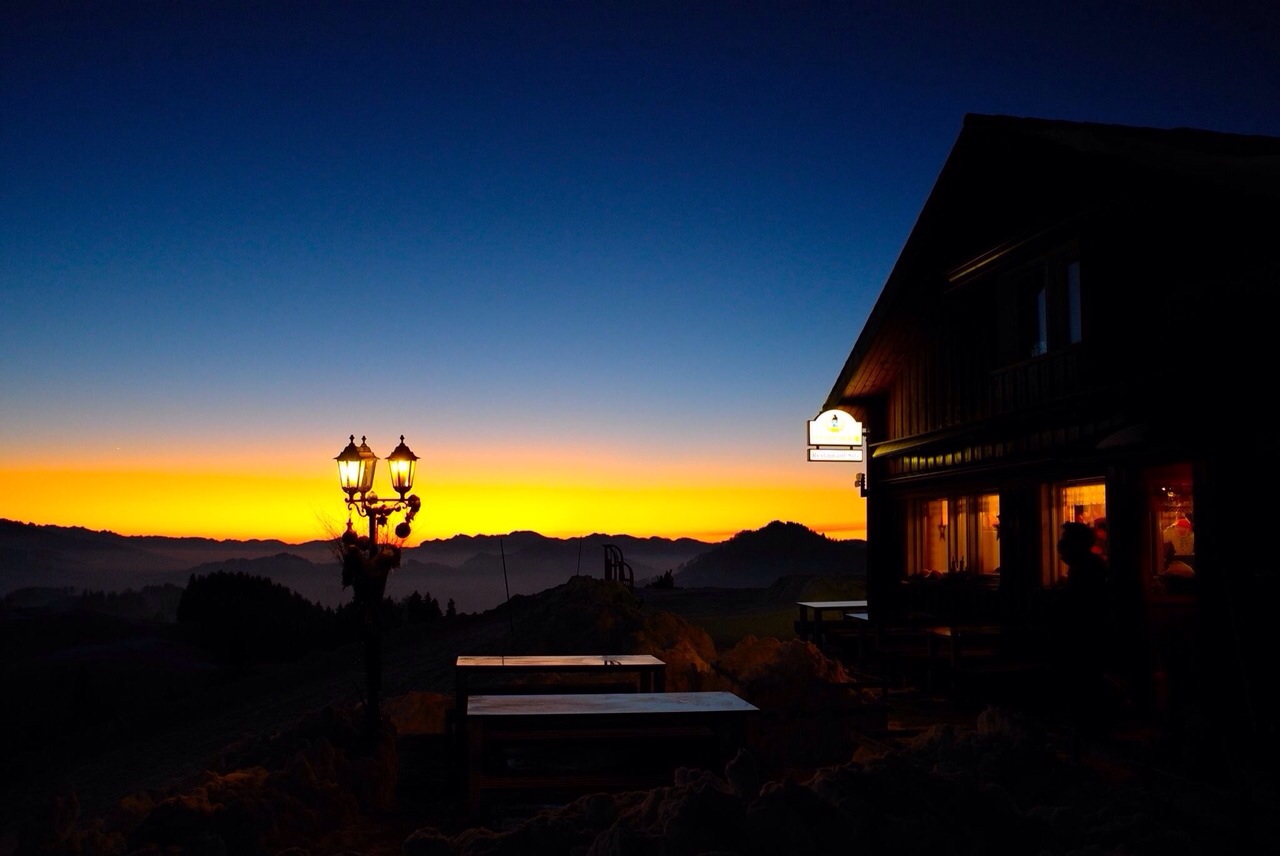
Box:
[404,590,441,624]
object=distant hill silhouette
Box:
[180,553,349,613]
[0,519,715,613]
[672,521,865,588]
[0,518,865,612]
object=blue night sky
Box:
[3,1,1279,542]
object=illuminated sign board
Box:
[808,409,862,447]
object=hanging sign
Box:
[807,409,866,463]
[808,408,868,493]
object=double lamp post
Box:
[334,434,420,742]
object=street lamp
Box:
[333,433,421,744]
[335,434,421,543]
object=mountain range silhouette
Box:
[0,519,864,615]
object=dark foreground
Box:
[3,578,1277,854]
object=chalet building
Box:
[820,114,1279,759]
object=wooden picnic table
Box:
[463,690,758,814]
[795,600,869,648]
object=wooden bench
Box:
[464,691,758,815]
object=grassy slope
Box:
[637,574,866,650]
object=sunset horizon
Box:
[0,499,867,547]
[0,426,870,541]
[0,431,868,545]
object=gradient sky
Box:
[3,1,1279,544]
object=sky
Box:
[3,1,1279,545]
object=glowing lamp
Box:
[335,435,378,497]
[386,435,419,498]
[334,434,419,545]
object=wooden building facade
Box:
[821,114,1279,760]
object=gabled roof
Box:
[822,113,1280,411]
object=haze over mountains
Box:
[0,519,865,614]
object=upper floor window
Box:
[1000,250,1082,363]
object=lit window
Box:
[912,494,1000,576]
[1147,464,1195,596]
[1051,480,1107,584]
[975,493,1000,575]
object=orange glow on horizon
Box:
[0,462,867,544]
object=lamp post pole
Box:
[334,434,421,745]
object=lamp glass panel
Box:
[389,458,415,493]
[338,459,365,493]
[357,458,376,494]
[353,439,378,494]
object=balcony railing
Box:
[988,346,1083,415]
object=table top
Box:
[456,654,664,670]
[796,600,868,610]
[466,690,757,717]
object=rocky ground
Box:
[3,576,1276,855]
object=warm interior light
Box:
[386,435,418,497]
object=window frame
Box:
[909,492,1001,577]
[999,244,1083,364]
